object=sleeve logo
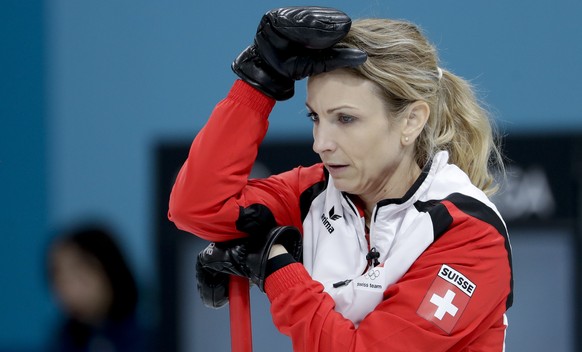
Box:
[416,264,477,334]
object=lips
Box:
[327,164,347,169]
[325,163,348,175]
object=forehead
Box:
[51,242,100,270]
[306,69,384,109]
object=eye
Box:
[306,111,319,122]
[338,114,355,124]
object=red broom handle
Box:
[229,275,253,352]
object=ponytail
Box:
[422,69,504,195]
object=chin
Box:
[333,181,355,194]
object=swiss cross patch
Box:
[416,264,476,334]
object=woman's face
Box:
[50,243,113,324]
[307,69,408,201]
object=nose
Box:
[312,122,336,154]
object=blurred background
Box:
[1,0,581,351]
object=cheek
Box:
[53,265,111,314]
[53,274,91,313]
[354,127,393,159]
[360,135,401,174]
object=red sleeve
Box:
[168,80,325,241]
[264,207,511,352]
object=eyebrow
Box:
[305,103,357,114]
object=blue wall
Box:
[1,0,582,350]
[0,1,54,349]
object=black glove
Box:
[196,246,230,309]
[197,226,302,291]
[232,6,367,100]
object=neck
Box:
[360,160,422,222]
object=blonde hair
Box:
[339,19,504,195]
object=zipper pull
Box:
[366,247,380,267]
[333,279,352,288]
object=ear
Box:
[401,101,430,145]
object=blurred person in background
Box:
[46,224,150,352]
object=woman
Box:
[169,6,513,351]
[47,225,148,352]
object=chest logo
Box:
[416,264,477,334]
[328,206,342,220]
[321,206,342,234]
[354,267,386,292]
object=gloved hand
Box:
[232,6,367,100]
[196,245,230,309]
[197,226,302,291]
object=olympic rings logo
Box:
[365,269,380,280]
